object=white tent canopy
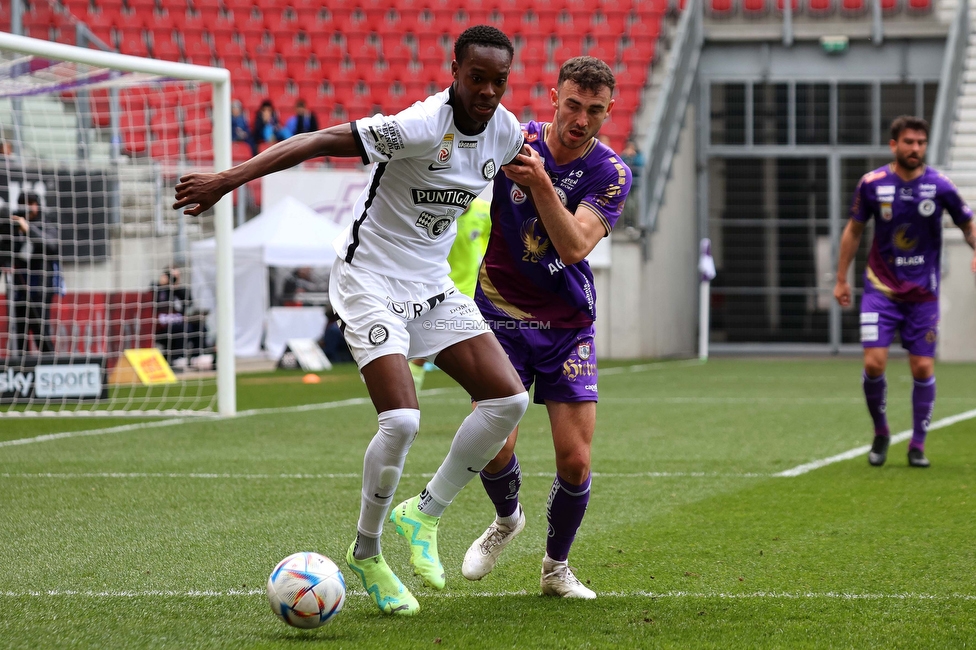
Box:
[190,196,344,357]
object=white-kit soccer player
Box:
[835,115,976,468]
[461,57,631,598]
[174,25,530,616]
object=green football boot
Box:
[390,496,446,589]
[345,541,420,616]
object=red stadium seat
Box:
[116,10,146,32]
[775,0,801,13]
[119,32,150,57]
[152,37,181,61]
[708,0,735,15]
[233,140,253,163]
[806,0,834,14]
[126,0,157,12]
[313,39,344,61]
[89,89,112,128]
[123,128,148,156]
[223,0,255,15]
[182,33,213,61]
[880,0,899,12]
[743,0,768,14]
[185,133,214,164]
[907,0,931,12]
[840,0,867,13]
[24,4,56,29]
[622,59,649,87]
[84,9,117,33]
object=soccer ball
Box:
[267,552,346,629]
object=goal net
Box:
[0,32,235,416]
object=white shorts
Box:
[329,258,490,369]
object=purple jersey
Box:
[476,121,632,327]
[850,164,972,302]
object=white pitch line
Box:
[1,588,973,601]
[0,361,691,450]
[0,388,460,450]
[775,407,976,477]
[0,471,767,480]
[600,359,704,376]
[0,418,193,449]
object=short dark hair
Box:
[557,56,616,95]
[18,192,39,206]
[890,115,929,142]
[454,25,514,65]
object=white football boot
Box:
[540,554,596,599]
[461,505,526,580]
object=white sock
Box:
[354,408,420,559]
[423,392,529,514]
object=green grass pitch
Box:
[1,358,974,649]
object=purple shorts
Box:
[860,286,939,357]
[490,321,598,404]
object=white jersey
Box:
[334,87,523,284]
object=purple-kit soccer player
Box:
[460,57,632,598]
[835,115,976,468]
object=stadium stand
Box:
[8,0,666,157]
[2,0,945,175]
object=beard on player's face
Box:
[896,150,923,169]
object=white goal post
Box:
[0,31,235,416]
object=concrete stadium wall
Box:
[938,228,976,361]
[598,104,700,360]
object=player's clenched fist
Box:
[833,279,852,307]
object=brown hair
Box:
[890,115,929,142]
[557,56,616,95]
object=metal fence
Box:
[702,75,940,349]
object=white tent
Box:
[190,196,345,357]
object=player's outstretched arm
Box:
[834,219,865,307]
[173,124,360,216]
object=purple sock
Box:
[480,454,521,519]
[862,372,889,437]
[911,376,936,452]
[545,474,591,562]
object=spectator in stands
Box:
[1,139,14,157]
[152,265,207,369]
[285,99,320,137]
[231,100,252,152]
[6,192,61,356]
[621,139,645,227]
[621,139,644,180]
[251,99,291,152]
[320,306,353,364]
[281,266,325,306]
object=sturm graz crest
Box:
[368,324,389,346]
[482,159,496,180]
[416,211,456,239]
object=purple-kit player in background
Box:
[461,56,631,598]
[835,115,976,468]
